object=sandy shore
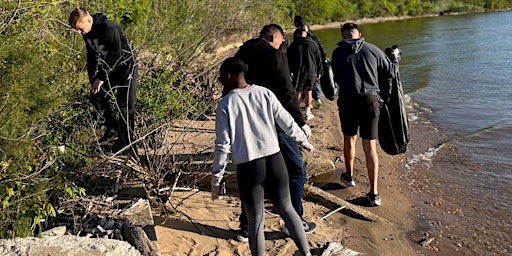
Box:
[153,94,440,255]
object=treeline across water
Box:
[1,0,511,239]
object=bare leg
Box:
[343,134,357,177]
[362,139,379,194]
[304,90,313,108]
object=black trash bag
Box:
[319,58,338,101]
[378,45,409,155]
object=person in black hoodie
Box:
[234,24,316,242]
[294,16,327,107]
[287,28,323,121]
[69,7,138,154]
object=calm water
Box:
[316,12,512,255]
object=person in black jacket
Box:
[69,7,138,154]
[294,16,327,108]
[234,24,316,242]
[287,28,323,121]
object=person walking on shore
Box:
[287,28,323,121]
[294,16,327,108]
[331,22,400,206]
[69,7,138,154]
[234,24,316,242]
[211,57,314,256]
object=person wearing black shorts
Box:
[331,23,400,206]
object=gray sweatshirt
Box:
[212,85,307,186]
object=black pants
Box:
[89,64,138,148]
[237,152,310,256]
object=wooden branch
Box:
[304,185,389,223]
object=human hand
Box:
[301,124,312,139]
[301,141,315,152]
[91,79,104,94]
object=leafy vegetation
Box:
[1,0,511,238]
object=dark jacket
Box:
[308,31,327,61]
[331,38,399,98]
[287,37,323,89]
[235,38,306,127]
[83,13,135,83]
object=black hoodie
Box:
[83,13,135,82]
[235,38,306,127]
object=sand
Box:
[152,95,438,256]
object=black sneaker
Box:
[340,173,355,187]
[236,228,248,243]
[367,193,381,206]
[302,220,316,234]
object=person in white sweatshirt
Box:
[211,57,314,256]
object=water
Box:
[316,12,512,255]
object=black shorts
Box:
[295,74,317,92]
[338,94,382,140]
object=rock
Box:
[41,226,67,237]
[0,235,141,256]
[321,242,361,256]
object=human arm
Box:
[211,104,231,200]
[270,91,314,151]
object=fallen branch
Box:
[304,185,389,223]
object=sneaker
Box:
[340,173,355,187]
[305,112,315,120]
[367,193,381,206]
[236,228,248,243]
[302,220,316,234]
[281,219,316,236]
[313,99,322,108]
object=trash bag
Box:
[378,46,409,155]
[319,59,338,101]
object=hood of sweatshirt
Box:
[89,13,108,33]
[337,37,366,54]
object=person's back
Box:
[212,57,313,256]
[331,22,399,207]
[232,24,316,242]
[234,25,306,128]
[287,34,322,87]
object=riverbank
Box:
[152,93,441,255]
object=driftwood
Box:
[321,242,361,256]
[121,220,159,256]
[304,185,389,223]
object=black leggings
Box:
[237,152,310,256]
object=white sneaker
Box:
[306,112,314,120]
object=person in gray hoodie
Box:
[212,57,313,256]
[331,22,400,206]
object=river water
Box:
[315,11,512,255]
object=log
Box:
[121,220,159,256]
[304,185,389,223]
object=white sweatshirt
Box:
[212,85,307,186]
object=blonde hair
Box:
[68,7,89,28]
